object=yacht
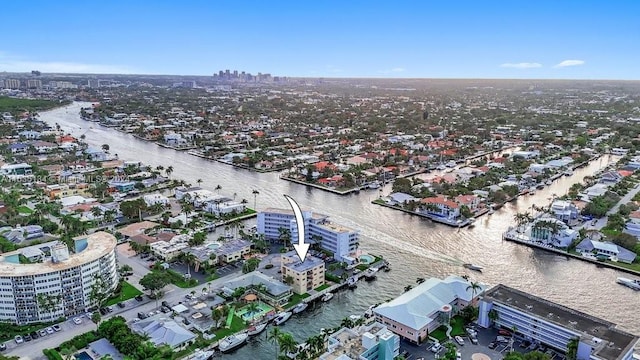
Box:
[273,311,293,325]
[563,169,574,176]
[185,349,214,360]
[545,179,553,185]
[292,302,309,314]
[321,292,334,302]
[529,188,536,195]
[347,276,358,289]
[364,267,378,281]
[463,263,483,272]
[218,332,248,353]
[367,181,381,189]
[246,322,268,336]
[616,277,640,291]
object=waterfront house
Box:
[580,183,609,202]
[599,171,623,184]
[575,239,637,263]
[550,200,579,223]
[108,180,136,193]
[203,200,245,216]
[455,194,481,212]
[373,275,486,344]
[319,322,400,360]
[624,211,640,237]
[527,217,577,248]
[281,250,325,295]
[143,193,169,207]
[85,147,108,161]
[9,143,28,154]
[419,195,460,220]
[387,192,418,206]
[45,183,91,199]
[222,271,292,306]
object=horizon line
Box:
[2,71,640,82]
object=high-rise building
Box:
[3,79,21,89]
[26,79,42,89]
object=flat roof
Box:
[282,251,324,272]
[484,285,639,360]
[0,232,117,276]
[262,207,328,220]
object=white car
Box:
[14,335,24,344]
[455,336,465,345]
[73,317,82,325]
[430,343,442,353]
[456,350,462,360]
[45,327,54,334]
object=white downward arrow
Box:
[284,194,310,262]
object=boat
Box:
[529,188,536,195]
[185,349,214,360]
[364,267,378,281]
[364,305,376,318]
[367,181,381,189]
[616,277,640,291]
[273,311,293,325]
[487,208,495,215]
[321,292,334,302]
[247,322,268,336]
[463,263,483,272]
[467,218,476,228]
[218,332,248,353]
[292,302,309,314]
[347,276,358,289]
[545,180,552,185]
[564,169,574,176]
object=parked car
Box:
[488,341,497,349]
[135,295,144,302]
[496,336,510,343]
[466,327,477,336]
[469,336,478,345]
[52,325,62,332]
[455,336,465,345]
[456,350,462,360]
[38,329,47,337]
[73,317,82,325]
[45,327,54,335]
[23,334,32,342]
[162,301,170,307]
[137,312,148,319]
[29,331,39,340]
[0,343,6,351]
[430,343,442,353]
[14,335,23,344]
[117,302,126,308]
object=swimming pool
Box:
[75,351,93,360]
[359,254,375,264]
[207,242,221,250]
[236,302,274,321]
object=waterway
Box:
[44,103,640,358]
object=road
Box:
[3,244,241,360]
[607,183,640,216]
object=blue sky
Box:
[1,1,638,79]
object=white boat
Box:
[616,277,640,291]
[564,169,574,176]
[218,332,248,353]
[273,311,293,325]
[321,292,334,302]
[487,208,495,215]
[247,322,268,336]
[364,267,378,281]
[367,181,381,189]
[347,276,358,288]
[545,180,552,185]
[185,348,214,360]
[292,302,308,314]
[463,263,483,272]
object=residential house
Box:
[131,320,195,350]
[575,239,637,263]
[387,192,418,206]
[550,200,579,223]
[419,196,460,220]
[528,217,577,248]
[599,171,623,184]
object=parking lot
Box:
[398,326,566,360]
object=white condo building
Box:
[478,285,638,360]
[0,232,118,324]
[257,208,359,262]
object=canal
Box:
[43,103,640,358]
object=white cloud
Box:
[500,62,542,69]
[554,59,585,68]
[0,51,135,74]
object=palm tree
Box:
[252,189,260,209]
[404,285,413,292]
[466,281,482,305]
[165,165,173,179]
[416,277,425,284]
[215,184,222,194]
[184,252,197,277]
[268,327,283,359]
[278,333,298,357]
[340,317,354,328]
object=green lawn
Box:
[213,315,247,339]
[104,281,143,307]
[314,284,330,292]
[285,293,310,309]
[17,206,33,214]
[429,316,466,341]
[0,96,65,113]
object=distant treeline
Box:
[0,96,68,114]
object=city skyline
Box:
[0,1,639,79]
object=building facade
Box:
[281,251,325,294]
[257,208,359,262]
[477,285,638,360]
[0,232,118,324]
[319,322,400,360]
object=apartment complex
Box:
[374,275,486,344]
[319,322,400,360]
[0,232,118,324]
[477,285,638,360]
[281,250,325,294]
[257,208,359,262]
